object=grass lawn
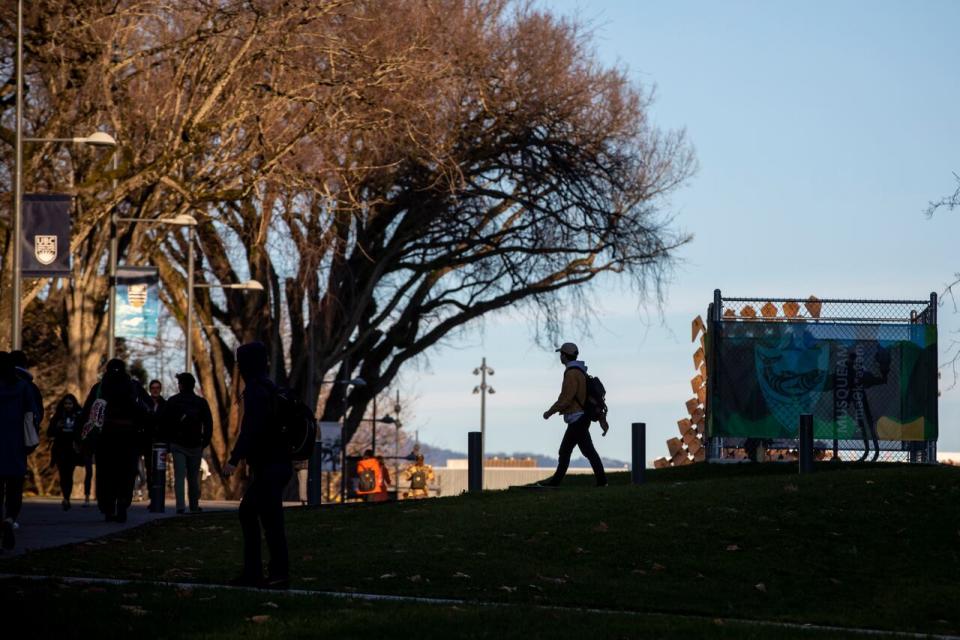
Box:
[3,462,959,638]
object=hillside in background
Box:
[417,442,629,469]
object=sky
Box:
[396,0,960,463]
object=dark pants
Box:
[96,436,140,516]
[239,462,292,579]
[551,415,607,486]
[0,475,24,521]
[57,460,76,500]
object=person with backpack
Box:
[356,449,390,502]
[402,454,434,499]
[47,394,84,510]
[140,379,166,508]
[159,373,213,514]
[0,351,38,551]
[222,342,292,589]
[79,358,149,522]
[540,342,608,487]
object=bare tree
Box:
[2,1,695,497]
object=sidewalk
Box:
[0,497,240,559]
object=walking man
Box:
[142,379,166,508]
[223,342,292,589]
[540,343,608,487]
[160,373,212,514]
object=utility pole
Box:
[472,357,495,464]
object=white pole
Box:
[185,225,194,373]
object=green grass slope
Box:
[5,463,960,636]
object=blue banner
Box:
[115,266,160,338]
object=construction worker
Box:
[355,449,389,502]
[402,454,434,499]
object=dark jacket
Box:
[16,367,44,429]
[79,373,148,441]
[228,342,288,469]
[161,391,213,449]
[0,378,37,476]
[47,406,83,464]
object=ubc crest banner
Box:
[710,321,937,441]
[115,266,160,338]
[21,193,72,277]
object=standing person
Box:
[356,450,388,502]
[402,454,435,499]
[11,351,43,434]
[47,394,83,510]
[0,352,37,551]
[540,343,608,487]
[222,342,292,589]
[141,379,166,509]
[79,359,148,523]
[160,373,213,514]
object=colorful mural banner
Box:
[115,266,160,338]
[710,321,937,441]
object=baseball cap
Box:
[555,342,579,356]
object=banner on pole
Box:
[318,421,343,471]
[115,266,160,338]
[21,193,72,277]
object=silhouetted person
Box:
[80,359,148,522]
[47,394,83,510]
[141,379,166,509]
[223,342,292,589]
[11,350,43,438]
[540,343,608,487]
[160,372,212,514]
[0,352,38,551]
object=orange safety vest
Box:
[356,457,383,495]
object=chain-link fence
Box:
[706,292,938,464]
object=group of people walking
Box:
[0,351,214,551]
[2,338,611,590]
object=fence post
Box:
[799,414,814,474]
[468,431,483,493]
[631,422,646,485]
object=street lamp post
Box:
[109,214,199,368]
[472,357,495,464]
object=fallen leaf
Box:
[249,615,270,624]
[651,563,666,571]
[379,573,397,580]
[783,483,798,493]
[261,602,279,609]
[725,544,741,552]
[120,605,148,616]
[407,575,422,583]
[754,583,767,593]
[631,569,647,575]
[302,554,314,561]
[696,573,706,579]
[829,578,842,585]
[498,585,517,593]
[452,572,471,579]
[592,521,609,532]
[865,480,875,485]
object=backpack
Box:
[410,469,427,490]
[79,385,107,456]
[576,370,608,422]
[271,387,317,461]
[358,468,378,492]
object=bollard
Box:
[631,422,646,485]
[468,431,483,493]
[798,414,814,474]
[149,442,168,512]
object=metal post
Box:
[149,442,168,512]
[371,395,377,455]
[480,357,486,460]
[631,422,646,485]
[468,431,482,493]
[185,225,194,373]
[107,153,119,360]
[799,413,814,474]
[11,0,23,349]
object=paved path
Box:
[0,497,240,558]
